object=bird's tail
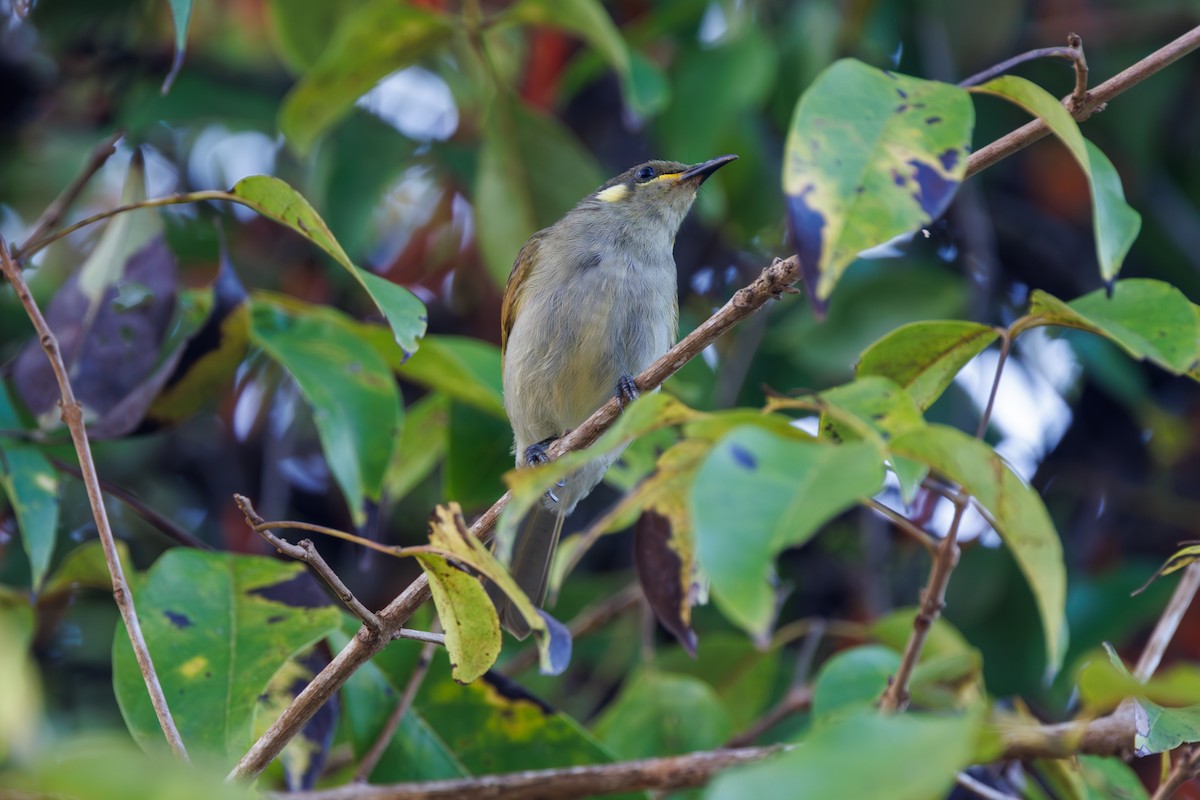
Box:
[489,500,567,639]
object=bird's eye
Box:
[635,166,656,182]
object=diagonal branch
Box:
[0,237,189,761]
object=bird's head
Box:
[586,154,738,233]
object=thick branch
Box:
[0,239,188,760]
[229,256,803,781]
[966,25,1200,178]
[274,745,787,800]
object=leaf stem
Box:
[957,44,1084,89]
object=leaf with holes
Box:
[783,59,973,308]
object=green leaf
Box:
[783,60,973,303]
[112,550,341,759]
[0,606,40,762]
[1079,755,1150,800]
[331,624,466,783]
[394,335,505,418]
[501,0,641,113]
[41,538,134,597]
[427,504,571,676]
[856,320,1000,410]
[267,0,359,74]
[691,426,885,639]
[163,0,193,92]
[872,607,975,662]
[383,393,449,502]
[278,1,453,155]
[655,633,781,730]
[1136,700,1200,757]
[593,670,732,758]
[970,75,1141,283]
[1018,281,1199,376]
[415,554,501,684]
[811,646,900,722]
[250,297,402,526]
[230,175,427,355]
[0,385,58,590]
[709,709,981,800]
[889,425,1067,675]
[475,98,604,284]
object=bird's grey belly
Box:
[503,263,676,453]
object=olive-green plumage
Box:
[493,154,737,637]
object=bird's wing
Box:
[501,232,542,356]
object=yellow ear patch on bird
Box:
[596,184,630,203]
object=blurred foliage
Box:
[3,0,1200,798]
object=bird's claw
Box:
[616,375,639,410]
[524,438,563,503]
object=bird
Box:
[491,154,738,637]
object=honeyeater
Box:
[492,154,738,636]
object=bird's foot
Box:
[524,437,566,503]
[616,374,639,410]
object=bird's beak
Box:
[678,154,739,185]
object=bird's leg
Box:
[616,374,639,410]
[524,436,566,503]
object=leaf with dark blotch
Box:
[112,550,341,760]
[782,59,973,307]
[256,646,338,790]
[635,510,697,657]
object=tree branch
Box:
[273,745,788,800]
[1135,562,1200,681]
[1152,744,1200,800]
[0,237,189,761]
[228,256,804,781]
[966,25,1200,178]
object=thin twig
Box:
[236,494,383,631]
[879,496,967,712]
[229,255,804,782]
[1135,563,1200,681]
[272,745,788,800]
[967,25,1200,178]
[16,130,123,256]
[503,583,643,675]
[1067,33,1090,111]
[1152,744,1200,800]
[956,772,1018,800]
[50,456,212,551]
[864,498,937,551]
[0,238,188,761]
[726,686,813,748]
[958,44,1084,88]
[393,629,446,646]
[13,190,234,260]
[975,332,1013,439]
[354,639,438,784]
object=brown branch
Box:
[864,498,936,552]
[1135,562,1200,681]
[966,25,1200,178]
[273,745,787,800]
[503,582,643,675]
[1067,33,1090,110]
[879,496,967,712]
[725,687,812,748]
[354,639,438,784]
[236,494,383,633]
[1152,744,1200,800]
[0,238,188,761]
[228,256,803,781]
[16,130,123,257]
